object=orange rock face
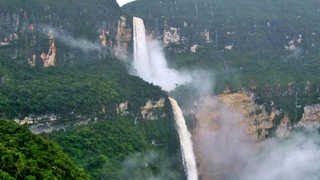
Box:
[192,92,275,180]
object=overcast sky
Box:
[117,0,136,6]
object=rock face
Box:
[0,0,124,65]
[163,26,180,47]
[297,104,320,129]
[193,94,258,180]
[14,98,168,134]
[123,0,320,53]
[275,114,291,138]
[140,98,166,120]
[114,16,132,59]
[217,92,274,140]
[15,114,60,134]
[116,101,129,115]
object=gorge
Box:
[1,0,320,179]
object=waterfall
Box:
[132,16,191,91]
[169,97,198,180]
[133,16,197,179]
[133,17,152,79]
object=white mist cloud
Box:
[132,38,191,91]
[241,132,320,180]
[120,151,183,180]
[194,97,255,179]
[40,25,101,52]
[194,96,320,180]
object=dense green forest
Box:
[0,0,120,38]
[0,54,165,120]
[0,45,183,179]
[0,120,88,179]
[48,116,183,179]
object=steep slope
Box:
[0,0,130,66]
[124,0,320,51]
[124,0,320,125]
[123,0,320,87]
[0,120,88,179]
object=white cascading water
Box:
[132,16,191,91]
[133,17,152,79]
[169,97,198,180]
[133,16,198,180]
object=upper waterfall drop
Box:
[133,17,152,79]
[169,97,198,180]
[132,16,191,91]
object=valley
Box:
[1,0,320,179]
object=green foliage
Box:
[0,55,165,120]
[48,117,184,179]
[0,120,88,179]
[0,0,120,38]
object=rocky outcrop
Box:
[217,92,275,140]
[0,0,123,65]
[297,104,320,129]
[114,16,132,59]
[275,115,292,138]
[41,31,57,67]
[14,114,60,134]
[116,101,129,115]
[163,25,180,47]
[141,98,166,120]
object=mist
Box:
[193,94,320,180]
[194,97,255,179]
[131,15,320,180]
[132,39,191,91]
[132,16,191,92]
[120,151,183,180]
[241,132,320,180]
[40,25,102,52]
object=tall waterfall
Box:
[133,16,198,180]
[132,16,191,91]
[169,97,198,180]
[133,17,152,79]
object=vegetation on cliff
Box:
[125,0,320,124]
[48,116,184,179]
[0,55,165,120]
[0,38,183,179]
[0,120,89,179]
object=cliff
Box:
[297,104,320,129]
[0,0,133,66]
[123,0,320,53]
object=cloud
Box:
[40,25,102,52]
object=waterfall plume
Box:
[132,16,191,91]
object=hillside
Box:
[0,42,185,177]
[0,120,88,179]
[0,0,130,67]
[0,0,186,178]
